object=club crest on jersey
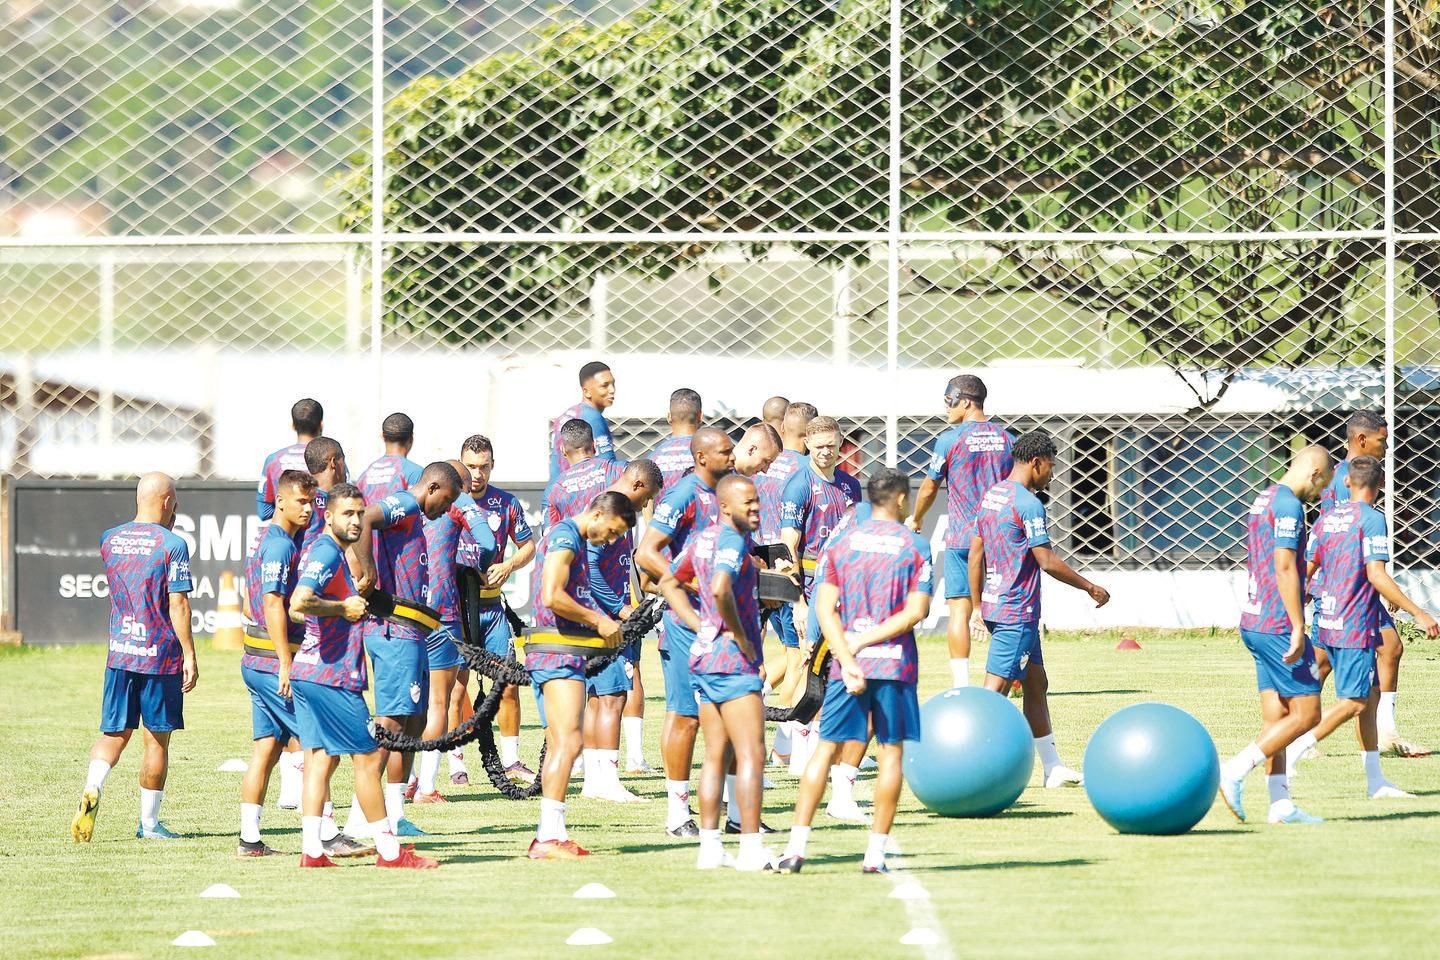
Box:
[410,682,422,704]
[488,513,502,531]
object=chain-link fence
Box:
[4,0,1439,591]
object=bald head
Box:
[734,422,782,477]
[446,458,472,490]
[135,472,178,527]
[691,426,736,485]
[716,473,759,534]
[1284,443,1335,503]
[762,396,790,431]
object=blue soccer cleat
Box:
[1268,806,1323,825]
[136,821,182,840]
[395,818,428,837]
[1218,776,1246,823]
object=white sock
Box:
[278,752,301,805]
[830,763,858,807]
[538,798,567,842]
[698,827,723,853]
[240,802,263,844]
[725,774,739,823]
[738,832,763,862]
[622,717,644,767]
[449,748,468,775]
[383,782,405,830]
[667,780,691,829]
[319,801,339,841]
[1034,734,1062,775]
[581,749,598,791]
[950,658,969,687]
[302,815,324,858]
[500,736,520,768]
[785,824,811,859]
[864,832,889,868]
[345,794,365,829]
[139,788,164,829]
[1267,774,1290,805]
[1287,731,1318,770]
[598,750,622,793]
[372,821,400,860]
[1221,742,1266,782]
[1363,750,1386,793]
[418,751,441,796]
[773,721,792,758]
[1378,692,1398,735]
[84,759,112,794]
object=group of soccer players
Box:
[69,363,1435,872]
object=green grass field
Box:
[5,630,1440,960]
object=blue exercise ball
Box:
[904,686,1034,817]
[1083,703,1219,835]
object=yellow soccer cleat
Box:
[71,788,101,843]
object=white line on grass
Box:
[884,841,954,959]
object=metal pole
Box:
[1383,0,1398,549]
[832,263,852,367]
[98,253,116,478]
[885,0,901,469]
[370,0,386,430]
[589,273,608,352]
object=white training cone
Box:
[900,928,941,946]
[566,928,613,946]
[199,884,240,899]
[217,759,248,773]
[889,881,930,901]
[172,931,216,947]
[573,883,615,900]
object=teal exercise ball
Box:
[1083,703,1219,835]
[904,687,1034,817]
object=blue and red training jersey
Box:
[100,521,193,675]
[290,535,366,691]
[820,516,933,683]
[975,480,1050,624]
[549,402,615,480]
[242,521,305,673]
[1312,500,1390,650]
[779,463,862,594]
[1240,484,1307,635]
[423,493,498,620]
[462,485,532,570]
[543,457,625,529]
[531,519,604,634]
[756,449,805,544]
[356,454,422,504]
[647,434,695,497]
[256,441,309,520]
[924,422,1015,549]
[672,524,763,677]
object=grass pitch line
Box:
[883,842,952,959]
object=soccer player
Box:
[906,374,1014,687]
[71,473,197,843]
[780,415,862,802]
[453,434,536,784]
[661,474,773,871]
[1319,411,1422,756]
[257,398,323,520]
[545,419,625,528]
[1283,456,1439,797]
[649,388,703,495]
[301,436,348,552]
[355,412,423,502]
[549,361,617,479]
[762,396,790,436]
[289,483,437,869]
[525,492,637,859]
[778,468,933,875]
[733,422,782,480]
[970,431,1109,788]
[1216,446,1333,824]
[636,427,735,837]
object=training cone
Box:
[1116,635,1142,651]
[214,571,244,651]
[216,758,248,773]
[172,931,216,947]
[565,928,613,946]
[199,884,240,899]
[573,883,615,899]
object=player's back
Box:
[100,521,188,671]
[356,454,421,504]
[648,434,695,496]
[1312,500,1386,647]
[1240,484,1306,633]
[257,441,309,519]
[756,449,805,543]
[1320,458,1352,512]
[930,421,1014,547]
[975,480,1045,623]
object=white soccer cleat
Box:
[825,798,872,823]
[858,756,878,771]
[583,784,650,803]
[1268,805,1323,824]
[1044,765,1083,788]
[1369,783,1416,800]
[695,844,734,870]
[734,845,780,872]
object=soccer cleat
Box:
[527,838,589,860]
[277,798,300,812]
[236,839,282,858]
[403,780,418,802]
[825,799,871,823]
[395,818,428,837]
[666,819,700,838]
[505,762,538,785]
[725,819,778,835]
[1044,765,1084,789]
[734,845,780,872]
[1268,806,1323,824]
[583,785,649,803]
[377,847,439,869]
[450,771,470,786]
[136,822,181,840]
[774,855,805,875]
[1218,776,1246,822]
[322,834,375,858]
[862,861,891,875]
[413,791,450,805]
[624,760,654,776]
[858,756,878,771]
[695,845,735,870]
[1380,735,1432,758]
[1369,784,1416,800]
[71,788,101,843]
[299,853,338,868]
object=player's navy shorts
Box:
[363,622,429,717]
[659,614,699,718]
[587,655,631,698]
[1239,629,1321,698]
[944,548,972,599]
[478,604,514,658]
[1378,607,1396,633]
[241,663,300,742]
[693,670,764,705]
[1321,644,1378,700]
[525,651,587,729]
[291,679,378,756]
[985,620,1043,681]
[765,604,799,649]
[818,677,919,745]
[426,620,465,672]
[100,667,183,734]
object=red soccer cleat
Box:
[414,791,449,805]
[377,847,439,869]
[403,780,418,801]
[300,853,338,868]
[527,838,590,860]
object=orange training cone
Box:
[1116,635,1142,651]
[214,570,245,651]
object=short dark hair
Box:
[291,398,323,435]
[1012,431,1058,464]
[277,469,318,496]
[420,461,462,491]
[327,481,364,507]
[560,418,596,454]
[1346,410,1387,441]
[381,412,414,444]
[623,458,664,490]
[784,402,818,432]
[866,467,910,506]
[304,436,344,474]
[1348,455,1384,492]
[461,434,493,457]
[669,388,702,426]
[588,490,637,528]
[946,374,988,408]
[579,361,611,386]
